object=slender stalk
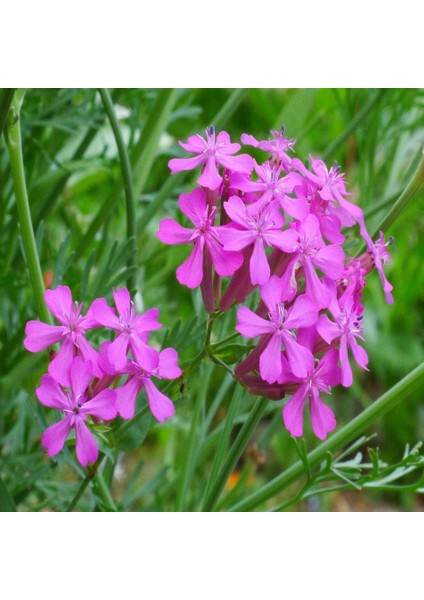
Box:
[0,476,17,512]
[356,147,424,255]
[99,88,137,292]
[213,89,247,130]
[229,361,424,511]
[203,397,269,512]
[67,454,104,512]
[4,90,51,324]
[0,88,15,139]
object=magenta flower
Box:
[282,346,340,440]
[89,288,161,372]
[219,197,297,285]
[115,348,182,422]
[24,285,101,387]
[168,126,253,191]
[157,188,243,288]
[317,291,369,387]
[36,357,117,467]
[236,276,318,383]
[241,127,296,169]
[280,214,345,309]
[369,232,394,304]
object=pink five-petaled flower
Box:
[89,288,161,372]
[115,348,182,422]
[241,127,296,170]
[368,232,394,304]
[36,357,117,467]
[236,275,318,383]
[282,343,341,440]
[24,285,102,387]
[317,289,369,387]
[219,197,297,286]
[280,214,345,309]
[168,126,253,191]
[157,188,243,288]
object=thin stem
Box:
[4,90,52,324]
[202,397,269,512]
[0,88,15,139]
[67,454,105,511]
[357,147,424,255]
[99,88,137,292]
[229,361,424,511]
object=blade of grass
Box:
[0,476,17,512]
[229,361,424,511]
[0,88,15,139]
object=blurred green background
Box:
[0,88,423,511]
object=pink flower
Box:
[89,288,161,372]
[280,214,345,309]
[24,285,102,387]
[236,276,318,383]
[168,126,253,191]
[115,348,182,422]
[317,290,369,387]
[369,232,394,304]
[36,357,117,466]
[282,346,340,440]
[241,127,296,169]
[157,188,243,288]
[219,197,297,285]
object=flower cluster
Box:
[24,286,181,466]
[158,126,394,440]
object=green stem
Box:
[67,454,104,512]
[0,476,17,512]
[0,88,15,139]
[203,397,268,512]
[4,90,51,324]
[229,362,424,511]
[99,88,137,292]
[213,89,247,130]
[357,147,424,255]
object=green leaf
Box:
[0,476,17,512]
[213,343,254,364]
[115,411,152,452]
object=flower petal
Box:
[178,188,207,225]
[36,375,69,410]
[130,336,160,372]
[250,238,270,286]
[168,154,205,174]
[107,332,130,371]
[157,348,182,380]
[48,337,74,387]
[309,388,336,440]
[24,320,64,352]
[44,285,73,325]
[133,308,162,335]
[236,306,275,338]
[85,298,120,330]
[116,377,142,419]
[260,275,284,312]
[176,240,204,288]
[316,314,341,344]
[42,417,72,458]
[70,356,93,398]
[285,295,319,330]
[80,389,117,421]
[144,378,175,423]
[113,288,131,320]
[282,385,308,438]
[283,333,314,379]
[207,239,243,277]
[259,333,283,384]
[157,218,194,245]
[349,336,369,370]
[339,336,353,387]
[197,156,222,190]
[75,419,98,467]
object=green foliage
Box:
[1,88,423,512]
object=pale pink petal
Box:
[339,336,353,387]
[279,194,309,221]
[349,337,369,370]
[116,377,142,419]
[80,389,117,421]
[178,188,207,225]
[259,333,283,384]
[113,288,131,320]
[236,306,275,338]
[176,240,204,288]
[283,333,314,379]
[282,385,308,438]
[207,240,243,277]
[75,419,98,467]
[130,336,159,372]
[260,275,284,312]
[240,133,259,147]
[24,321,64,352]
[84,298,119,330]
[318,348,341,387]
[76,335,103,379]
[42,417,72,458]
[316,314,341,344]
[144,378,175,423]
[179,134,207,153]
[303,258,331,309]
[69,356,93,398]
[197,156,222,190]
[229,173,263,195]
[218,153,254,174]
[133,308,162,335]
[44,285,73,325]
[216,131,231,146]
[156,218,194,245]
[223,196,249,227]
[218,227,257,251]
[300,213,321,242]
[48,337,74,387]
[285,295,319,330]
[107,332,130,371]
[264,229,297,253]
[320,214,344,244]
[168,154,205,174]
[156,348,182,380]
[309,388,336,440]
[313,244,345,279]
[36,375,69,410]
[250,238,270,286]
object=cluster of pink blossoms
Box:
[24,286,181,466]
[158,126,394,440]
